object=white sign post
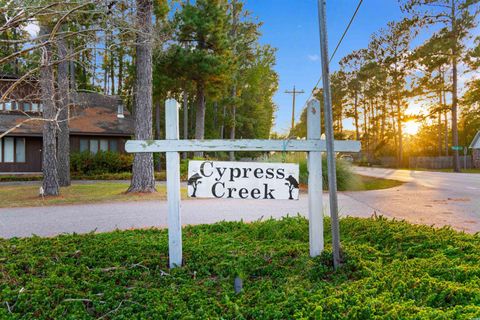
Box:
[125,99,360,268]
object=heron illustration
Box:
[187,173,203,197]
[285,175,299,200]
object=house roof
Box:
[470,131,480,149]
[0,92,134,137]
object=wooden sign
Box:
[126,99,361,268]
[187,160,300,200]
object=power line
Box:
[300,0,364,112]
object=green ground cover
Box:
[1,216,479,319]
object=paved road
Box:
[0,167,478,238]
[352,167,480,233]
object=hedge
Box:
[70,151,133,175]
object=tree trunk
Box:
[354,91,359,140]
[451,55,460,172]
[220,104,226,139]
[183,91,188,159]
[444,110,449,156]
[69,43,76,91]
[213,101,218,133]
[397,98,403,167]
[451,0,460,172]
[110,42,115,95]
[128,0,156,193]
[118,50,123,94]
[13,28,19,74]
[39,24,59,196]
[438,91,443,157]
[229,85,236,161]
[57,33,71,187]
[194,80,206,157]
[229,105,236,161]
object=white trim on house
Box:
[470,131,480,149]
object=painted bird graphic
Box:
[285,175,299,200]
[187,173,202,197]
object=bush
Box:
[265,152,361,190]
[1,217,480,319]
[70,151,133,175]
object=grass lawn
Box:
[0,183,180,208]
[1,216,479,319]
[385,167,480,174]
[0,174,403,208]
[0,175,402,208]
[352,174,404,191]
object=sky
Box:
[242,0,406,134]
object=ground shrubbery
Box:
[1,216,479,319]
[70,151,134,175]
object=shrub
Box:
[1,217,480,319]
[265,152,361,190]
[70,151,133,175]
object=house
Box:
[0,75,134,173]
[470,131,480,169]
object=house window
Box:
[15,138,25,162]
[4,101,12,111]
[0,137,25,163]
[79,138,120,154]
[80,139,89,152]
[31,103,39,112]
[100,139,109,152]
[23,102,31,112]
[4,138,14,162]
[110,140,118,152]
[90,139,99,154]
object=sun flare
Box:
[404,120,421,135]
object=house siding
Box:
[0,135,129,173]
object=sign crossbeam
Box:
[125,139,360,153]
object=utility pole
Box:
[317,0,341,270]
[285,85,304,131]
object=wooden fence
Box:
[409,156,473,170]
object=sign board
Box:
[125,99,361,268]
[452,146,463,151]
[187,160,300,200]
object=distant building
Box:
[0,75,133,173]
[470,131,480,169]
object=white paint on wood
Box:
[125,139,361,153]
[165,99,182,268]
[187,160,300,200]
[307,99,324,257]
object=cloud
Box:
[308,54,320,62]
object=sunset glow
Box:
[404,120,421,135]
